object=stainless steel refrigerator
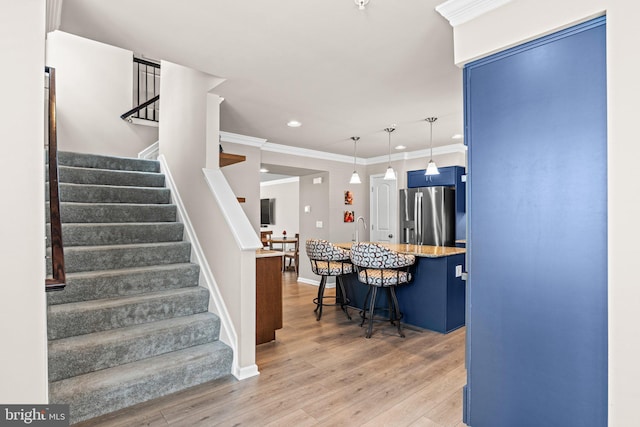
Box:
[400,187,456,246]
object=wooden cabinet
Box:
[255,252,283,345]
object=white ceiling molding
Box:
[221,130,465,166]
[262,142,355,165]
[219,131,267,147]
[260,176,300,187]
[365,143,467,165]
[46,0,64,33]
[435,0,513,27]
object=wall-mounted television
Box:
[260,198,275,226]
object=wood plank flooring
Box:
[76,272,466,426]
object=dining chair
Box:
[283,233,299,275]
[260,230,272,248]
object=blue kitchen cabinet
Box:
[341,252,465,334]
[407,166,466,240]
[407,165,461,188]
[396,253,465,333]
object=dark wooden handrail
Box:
[45,66,66,292]
[120,94,160,122]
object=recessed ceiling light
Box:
[451,134,463,140]
[287,120,302,128]
[394,145,406,150]
[260,168,269,173]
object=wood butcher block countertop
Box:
[256,249,285,258]
[335,242,465,258]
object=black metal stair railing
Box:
[121,58,160,122]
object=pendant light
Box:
[355,0,370,10]
[425,117,440,175]
[349,136,362,184]
[383,126,396,180]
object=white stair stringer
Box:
[157,154,257,380]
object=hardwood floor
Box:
[76,272,466,426]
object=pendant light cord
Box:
[353,138,358,169]
[429,120,433,161]
[426,117,437,161]
[384,126,395,166]
[388,131,391,166]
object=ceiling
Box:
[58,0,462,159]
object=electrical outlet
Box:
[455,265,463,277]
[316,221,323,228]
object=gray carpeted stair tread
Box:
[46,151,231,423]
[47,263,199,305]
[57,202,177,223]
[56,183,171,204]
[47,287,210,340]
[58,166,165,187]
[49,241,191,273]
[58,151,160,173]
[47,222,184,247]
[48,312,220,382]
[49,341,233,424]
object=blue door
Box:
[464,17,607,426]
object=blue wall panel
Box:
[464,17,607,426]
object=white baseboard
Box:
[131,117,159,128]
[297,276,336,288]
[233,364,260,380]
[297,276,320,286]
[138,141,159,160]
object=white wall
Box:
[0,0,48,403]
[158,61,258,376]
[46,31,158,157]
[219,141,261,232]
[260,178,300,238]
[298,172,331,282]
[449,0,639,424]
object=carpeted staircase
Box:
[46,151,233,424]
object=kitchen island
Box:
[335,242,466,334]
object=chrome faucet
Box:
[355,216,367,242]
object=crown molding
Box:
[46,0,64,33]
[365,143,467,165]
[260,176,300,187]
[436,0,513,27]
[220,131,465,165]
[219,131,267,147]
[262,141,357,165]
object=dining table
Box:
[269,236,298,251]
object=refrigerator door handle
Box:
[403,189,409,221]
[415,191,423,245]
